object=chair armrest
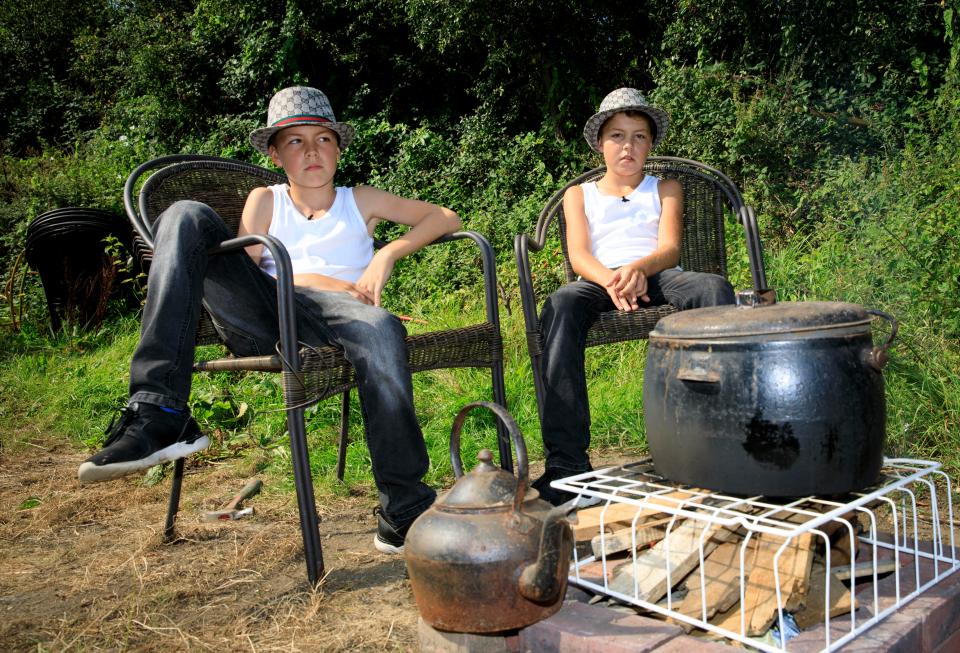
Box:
[404,230,502,330]
[514,232,544,353]
[207,234,300,366]
[440,231,500,327]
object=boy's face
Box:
[598,112,653,176]
[268,124,341,188]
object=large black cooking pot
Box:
[643,296,897,497]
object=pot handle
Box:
[449,402,529,513]
[865,309,898,371]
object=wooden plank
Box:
[739,532,816,636]
[573,491,703,541]
[608,518,721,603]
[573,557,630,585]
[793,560,857,629]
[590,517,673,557]
[673,540,758,625]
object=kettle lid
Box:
[439,449,532,509]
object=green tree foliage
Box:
[0,0,111,152]
[1,0,952,156]
[2,0,959,474]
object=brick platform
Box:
[420,546,960,652]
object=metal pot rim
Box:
[649,300,873,339]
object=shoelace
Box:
[102,406,137,447]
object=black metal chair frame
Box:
[123,154,509,585]
[514,156,768,430]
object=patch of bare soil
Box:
[0,440,422,652]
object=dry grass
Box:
[0,440,420,652]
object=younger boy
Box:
[532,88,735,505]
[78,86,461,553]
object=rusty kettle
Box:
[404,402,576,633]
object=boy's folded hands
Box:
[605,265,650,311]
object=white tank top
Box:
[582,175,677,270]
[258,184,373,283]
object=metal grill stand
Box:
[554,458,959,653]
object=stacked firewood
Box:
[571,497,895,636]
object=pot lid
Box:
[650,301,872,339]
[440,449,534,509]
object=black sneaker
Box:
[532,467,600,507]
[373,507,416,554]
[77,402,209,484]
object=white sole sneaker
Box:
[77,435,210,484]
[373,534,404,554]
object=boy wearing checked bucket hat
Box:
[78,86,460,553]
[531,88,735,506]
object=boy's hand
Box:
[293,274,375,305]
[605,266,649,311]
[355,251,397,306]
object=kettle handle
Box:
[450,402,529,513]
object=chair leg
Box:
[336,389,350,481]
[490,362,513,473]
[286,402,325,585]
[529,349,549,440]
[162,457,185,543]
[271,239,323,585]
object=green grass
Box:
[0,294,659,500]
[2,250,959,498]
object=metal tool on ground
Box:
[202,479,262,521]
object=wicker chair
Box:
[124,154,508,585]
[514,157,768,430]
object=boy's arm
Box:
[239,187,376,304]
[352,185,461,306]
[563,186,634,310]
[238,186,274,264]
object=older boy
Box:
[532,88,735,505]
[78,86,461,553]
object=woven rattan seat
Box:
[124,154,507,585]
[515,157,767,428]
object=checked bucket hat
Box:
[249,86,355,155]
[582,88,670,152]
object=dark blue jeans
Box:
[128,200,435,524]
[537,269,735,474]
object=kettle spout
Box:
[518,499,577,604]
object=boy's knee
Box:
[543,285,583,317]
[697,274,735,307]
[349,304,407,343]
[157,200,220,231]
[154,200,228,243]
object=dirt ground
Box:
[0,438,431,652]
[1,434,635,652]
[8,436,947,652]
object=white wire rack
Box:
[555,458,959,653]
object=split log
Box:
[739,532,815,635]
[709,532,816,636]
[590,517,673,557]
[573,557,630,585]
[573,490,703,541]
[608,518,721,603]
[673,540,758,626]
[793,560,858,629]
